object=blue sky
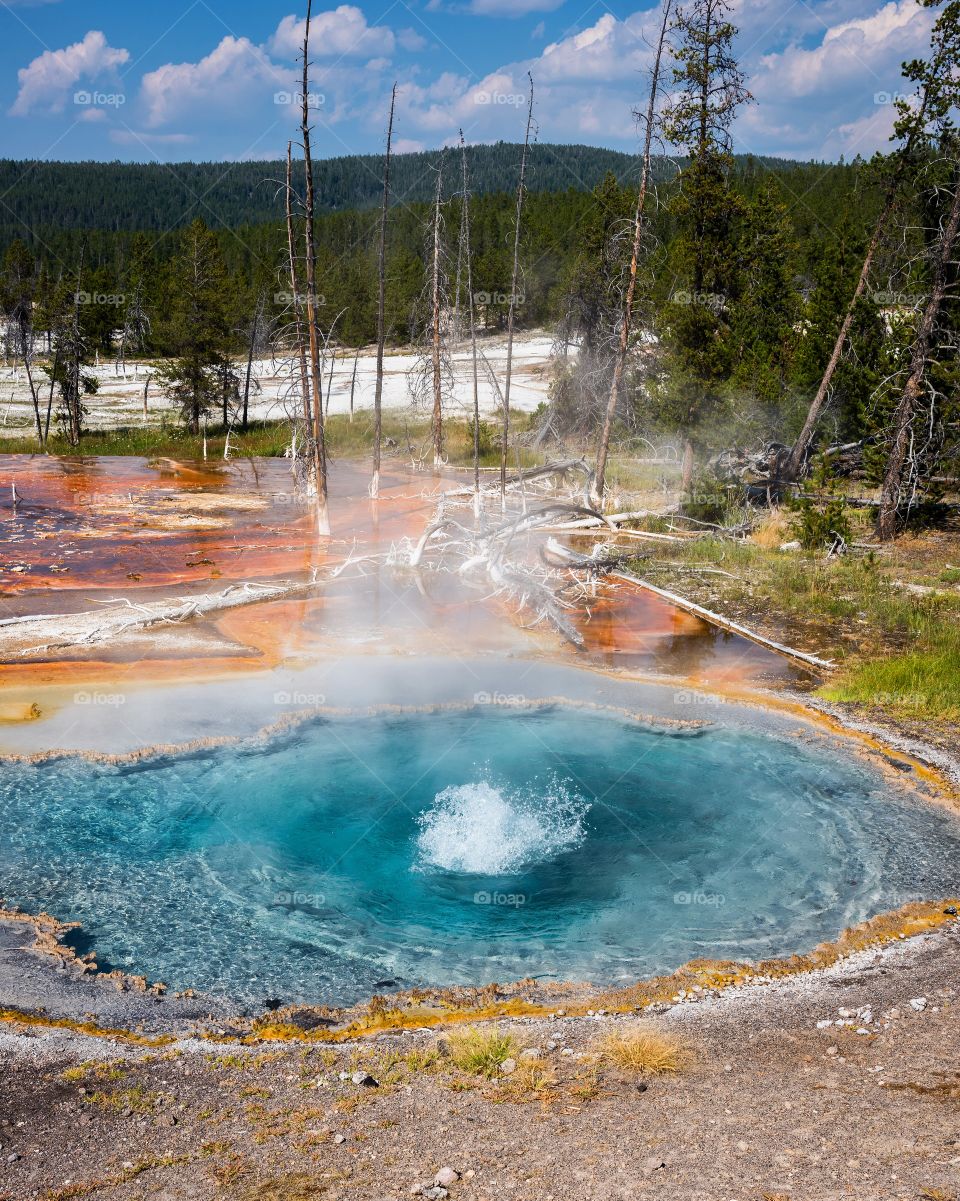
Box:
[0,0,935,164]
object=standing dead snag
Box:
[460,130,482,516]
[501,73,535,510]
[594,0,672,507]
[300,0,330,535]
[431,161,445,468]
[285,142,317,500]
[371,83,397,500]
[877,165,960,540]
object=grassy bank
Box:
[0,411,544,468]
[630,518,960,725]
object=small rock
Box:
[351,1072,379,1087]
[7,1154,19,1163]
[435,1167,460,1187]
[158,1113,177,1127]
[546,1040,557,1051]
[334,1133,347,1145]
[422,1189,448,1201]
[519,1048,540,1061]
[910,997,927,1011]
[499,1058,516,1076]
[826,1046,839,1057]
[636,1082,649,1093]
[640,1157,665,1176]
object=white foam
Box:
[415,779,590,875]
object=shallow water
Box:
[2,705,958,1007]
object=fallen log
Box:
[545,544,834,671]
[609,569,835,672]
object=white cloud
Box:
[11,30,129,116]
[269,8,395,59]
[398,27,428,52]
[468,0,564,14]
[140,36,291,128]
[741,0,934,157]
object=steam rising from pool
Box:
[415,779,590,874]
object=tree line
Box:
[1,0,956,539]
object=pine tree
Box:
[658,0,751,490]
[154,218,231,433]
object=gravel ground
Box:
[1,918,959,1201]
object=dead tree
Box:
[430,162,445,467]
[300,0,330,534]
[593,0,672,506]
[877,166,960,539]
[500,73,535,509]
[349,345,360,423]
[285,142,317,498]
[241,289,267,430]
[460,129,482,515]
[784,9,958,482]
[371,83,397,500]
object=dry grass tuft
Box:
[498,1057,558,1101]
[597,1024,690,1075]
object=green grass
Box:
[820,631,960,721]
[632,530,960,723]
[0,409,545,468]
[445,1026,517,1078]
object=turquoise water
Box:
[2,705,958,1007]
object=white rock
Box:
[909,997,927,1011]
[435,1168,460,1187]
[499,1058,516,1076]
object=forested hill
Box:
[0,144,817,240]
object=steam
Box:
[415,777,590,875]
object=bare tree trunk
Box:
[242,290,264,431]
[877,172,960,540]
[371,83,397,500]
[325,342,336,417]
[681,437,695,493]
[431,163,444,468]
[460,130,481,518]
[594,0,671,505]
[349,346,359,423]
[500,73,534,511]
[18,323,43,446]
[784,75,943,481]
[143,374,150,422]
[68,243,86,448]
[300,0,329,534]
[286,142,316,497]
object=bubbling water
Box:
[415,778,590,874]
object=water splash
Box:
[415,778,590,875]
